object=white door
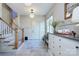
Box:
[31,20,40,39]
[21,16,45,40]
[30,18,45,40]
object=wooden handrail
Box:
[0,17,15,30]
[0,17,22,31]
[12,22,22,30]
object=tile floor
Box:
[0,39,50,56]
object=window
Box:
[46,16,53,33]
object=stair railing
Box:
[0,17,24,49]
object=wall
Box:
[46,3,72,21]
[20,15,45,39]
[2,4,12,24]
[46,4,55,19]
[52,3,64,21]
[51,3,72,30]
[45,3,65,34]
[0,4,2,18]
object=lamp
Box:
[29,9,35,18]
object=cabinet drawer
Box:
[49,34,79,56]
[61,38,77,49]
[51,50,63,56]
[61,49,76,56]
[51,49,76,56]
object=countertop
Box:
[48,33,79,41]
[54,34,79,41]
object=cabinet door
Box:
[60,38,77,56]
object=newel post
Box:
[15,28,18,49]
[22,28,24,43]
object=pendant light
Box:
[29,9,35,18]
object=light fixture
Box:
[29,13,35,18]
[25,3,32,6]
[29,9,35,18]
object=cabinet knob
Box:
[59,45,61,48]
[59,39,61,41]
[53,53,55,56]
[53,46,54,48]
[76,46,79,48]
[59,52,61,55]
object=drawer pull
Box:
[59,45,61,48]
[59,39,61,41]
[59,52,61,55]
[53,53,55,56]
[53,46,54,48]
[76,46,79,48]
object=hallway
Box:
[16,39,50,56]
[0,39,50,56]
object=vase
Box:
[53,28,56,34]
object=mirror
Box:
[72,6,79,22]
[64,3,79,20]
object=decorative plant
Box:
[51,21,59,33]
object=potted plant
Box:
[51,21,59,34]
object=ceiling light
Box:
[29,9,35,18]
[25,3,32,6]
[29,13,35,18]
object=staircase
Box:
[0,17,24,52]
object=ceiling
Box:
[7,3,54,15]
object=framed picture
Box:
[64,3,79,20]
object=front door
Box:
[24,17,45,40]
[30,19,40,40]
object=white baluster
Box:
[0,20,1,35]
[3,23,4,37]
[0,20,1,43]
[4,23,6,38]
[1,21,3,38]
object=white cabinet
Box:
[48,34,79,56]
